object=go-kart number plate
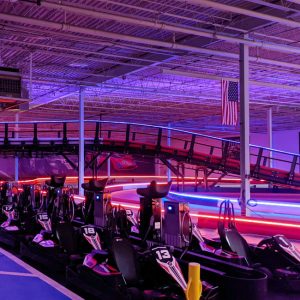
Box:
[126,209,133,216]
[152,246,187,291]
[83,227,96,236]
[154,247,172,263]
[38,214,49,221]
[3,205,13,212]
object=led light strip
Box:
[111,202,140,209]
[75,181,300,212]
[10,177,298,230]
[169,192,300,209]
[190,213,300,229]
[111,201,300,229]
[1,175,264,185]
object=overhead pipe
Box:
[1,12,300,72]
[1,29,300,71]
[39,1,300,55]
[80,0,247,33]
[162,69,300,92]
[246,0,300,13]
[0,13,234,55]
[4,22,178,56]
[22,77,300,109]
[20,69,300,106]
[0,39,153,69]
[19,56,297,96]
[19,0,298,47]
[272,0,300,5]
[179,0,300,29]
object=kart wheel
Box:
[127,287,144,300]
[258,266,273,279]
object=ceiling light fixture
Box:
[69,63,88,68]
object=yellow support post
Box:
[185,262,202,300]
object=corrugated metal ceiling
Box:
[0,0,299,135]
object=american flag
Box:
[221,79,239,126]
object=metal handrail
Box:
[0,119,298,159]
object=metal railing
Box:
[0,120,298,185]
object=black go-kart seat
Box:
[221,227,253,266]
[56,222,79,255]
[112,238,177,300]
[136,181,172,199]
[81,178,109,193]
[217,200,254,265]
[45,176,66,189]
[55,222,85,267]
[112,237,140,284]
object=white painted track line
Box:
[0,247,84,300]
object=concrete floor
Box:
[0,248,82,300]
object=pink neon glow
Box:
[73,195,85,201]
[106,183,149,189]
[66,179,300,230]
[33,175,299,231]
[111,202,140,209]
[189,213,300,229]
[5,175,295,230]
[106,181,171,190]
[0,175,265,185]
[111,200,300,229]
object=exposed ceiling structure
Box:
[0,0,299,136]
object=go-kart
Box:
[0,185,36,249]
[66,224,126,300]
[67,223,219,300]
[20,210,82,272]
[217,200,300,292]
[19,176,82,272]
[133,182,268,300]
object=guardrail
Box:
[0,120,298,186]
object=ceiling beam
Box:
[33,1,300,55]
[246,0,299,13]
[162,69,300,92]
[179,0,300,28]
[1,30,300,71]
[0,11,300,58]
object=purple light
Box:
[169,191,300,209]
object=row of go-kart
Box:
[0,177,299,299]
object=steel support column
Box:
[267,108,273,168]
[29,53,33,99]
[239,37,250,217]
[14,113,19,182]
[107,155,111,178]
[167,123,171,181]
[79,87,85,196]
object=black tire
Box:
[257,266,273,279]
[127,287,144,300]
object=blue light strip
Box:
[170,191,227,202]
[169,191,300,209]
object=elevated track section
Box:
[0,120,299,187]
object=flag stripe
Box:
[221,79,238,126]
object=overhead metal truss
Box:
[0,0,299,133]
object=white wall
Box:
[251,130,299,171]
